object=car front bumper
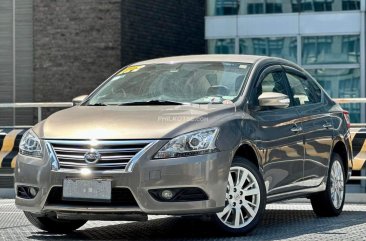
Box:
[14,140,232,217]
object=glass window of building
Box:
[299,0,360,12]
[246,0,283,14]
[240,0,294,14]
[302,35,360,65]
[240,37,297,63]
[300,0,334,12]
[342,0,361,10]
[207,0,240,15]
[206,0,360,15]
[307,68,360,122]
[208,39,236,54]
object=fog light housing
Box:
[17,186,39,199]
[161,190,174,200]
[149,187,208,202]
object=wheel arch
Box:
[234,142,263,173]
[331,140,348,177]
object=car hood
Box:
[33,105,235,140]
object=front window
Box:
[86,62,251,105]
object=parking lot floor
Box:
[1,199,366,241]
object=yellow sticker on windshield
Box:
[118,65,145,75]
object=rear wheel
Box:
[212,157,266,235]
[24,211,87,233]
[310,153,345,217]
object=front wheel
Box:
[310,153,345,217]
[212,157,266,235]
[24,211,87,233]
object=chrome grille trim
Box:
[46,140,155,171]
[125,141,159,172]
[56,154,134,160]
[45,140,152,146]
[53,147,143,153]
[59,162,128,168]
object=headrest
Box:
[207,85,229,96]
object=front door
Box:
[250,65,304,196]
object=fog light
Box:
[161,190,174,200]
[29,187,38,197]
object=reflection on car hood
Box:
[33,105,235,139]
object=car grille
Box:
[47,140,152,170]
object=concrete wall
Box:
[33,0,122,106]
[120,0,206,67]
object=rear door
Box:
[249,65,305,195]
[283,66,333,187]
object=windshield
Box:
[86,62,251,105]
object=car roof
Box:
[133,54,268,65]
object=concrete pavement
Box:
[1,199,366,241]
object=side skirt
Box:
[266,183,326,203]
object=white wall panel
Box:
[205,12,361,39]
[205,16,237,39]
[237,14,298,37]
[299,12,361,35]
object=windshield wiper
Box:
[119,100,186,106]
[87,103,108,106]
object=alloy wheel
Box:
[216,166,261,229]
[330,160,344,209]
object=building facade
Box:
[0,0,205,126]
[206,0,365,123]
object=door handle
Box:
[290,126,302,133]
[323,123,333,129]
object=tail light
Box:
[343,111,351,129]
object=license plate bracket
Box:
[62,179,112,202]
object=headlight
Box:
[154,128,219,159]
[19,130,43,158]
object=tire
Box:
[310,153,345,217]
[24,211,87,233]
[212,156,266,235]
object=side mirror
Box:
[72,95,88,106]
[258,92,290,109]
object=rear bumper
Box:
[14,143,232,217]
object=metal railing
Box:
[333,98,366,128]
[0,99,365,181]
[0,102,73,127]
[0,99,364,127]
[333,98,366,104]
[350,177,366,180]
